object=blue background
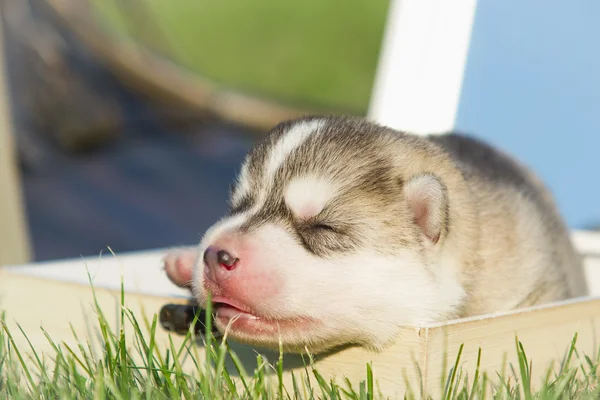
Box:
[455,0,600,229]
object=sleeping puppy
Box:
[163,115,588,354]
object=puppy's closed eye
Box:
[310,223,337,233]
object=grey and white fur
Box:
[164,115,588,354]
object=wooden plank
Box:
[0,9,31,265]
[424,296,600,397]
[0,270,192,372]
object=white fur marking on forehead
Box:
[265,119,325,181]
[229,120,325,226]
[284,176,337,220]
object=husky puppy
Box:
[164,115,588,354]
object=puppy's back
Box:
[429,133,588,315]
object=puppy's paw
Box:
[163,247,197,289]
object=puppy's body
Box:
[165,116,587,353]
[427,134,587,315]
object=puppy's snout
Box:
[203,247,240,281]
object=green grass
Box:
[0,274,599,399]
[89,0,391,114]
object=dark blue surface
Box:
[22,117,252,261]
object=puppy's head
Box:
[192,116,466,353]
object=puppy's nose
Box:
[203,247,239,273]
[216,249,238,270]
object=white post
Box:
[368,0,478,135]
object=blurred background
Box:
[0,0,598,264]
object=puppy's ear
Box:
[403,174,448,244]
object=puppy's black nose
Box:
[217,250,237,269]
[203,247,239,272]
